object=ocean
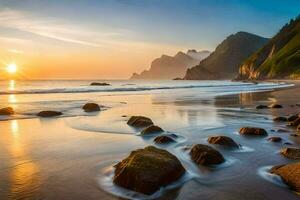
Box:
[0,79,299,200]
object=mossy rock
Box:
[207,136,239,148]
[82,103,100,112]
[127,116,154,128]
[0,107,14,115]
[281,148,300,160]
[270,162,300,192]
[37,111,62,117]
[141,125,164,135]
[154,135,176,144]
[113,146,186,195]
[239,127,268,136]
[90,82,111,86]
[190,144,225,166]
[268,137,282,142]
[273,116,287,122]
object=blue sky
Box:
[0,0,299,78]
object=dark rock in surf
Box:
[288,114,300,122]
[141,125,164,135]
[207,136,239,148]
[127,116,154,128]
[154,135,176,144]
[256,105,269,109]
[270,162,300,193]
[113,146,186,195]
[281,148,300,160]
[269,104,283,109]
[190,144,225,166]
[268,137,282,142]
[90,82,111,86]
[37,110,62,117]
[273,116,287,122]
[173,77,182,80]
[0,107,14,115]
[82,103,100,112]
[277,129,289,133]
[289,117,300,127]
[239,127,268,136]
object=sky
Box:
[0,0,299,79]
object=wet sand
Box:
[1,82,300,200]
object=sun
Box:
[7,63,17,74]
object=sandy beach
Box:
[0,80,300,200]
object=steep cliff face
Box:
[130,50,210,80]
[238,16,300,80]
[184,32,268,80]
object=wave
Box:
[0,82,293,95]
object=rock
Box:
[289,117,300,127]
[269,104,283,109]
[268,137,282,142]
[173,77,182,80]
[256,105,269,109]
[270,162,300,192]
[82,103,100,112]
[113,146,186,195]
[281,148,300,160]
[239,127,268,136]
[127,116,154,128]
[288,114,299,122]
[290,134,299,137]
[154,135,176,144]
[90,82,111,86]
[37,111,62,117]
[298,125,300,131]
[141,125,164,135]
[277,129,289,133]
[0,107,14,115]
[190,144,225,166]
[207,136,239,148]
[273,116,287,122]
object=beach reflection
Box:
[8,120,41,200]
[9,80,15,91]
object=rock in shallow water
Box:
[0,107,14,115]
[289,117,300,127]
[270,162,300,192]
[256,105,269,109]
[273,116,287,122]
[281,148,300,160]
[141,125,164,135]
[269,104,283,109]
[154,135,176,144]
[239,127,268,136]
[268,137,282,142]
[288,114,299,122]
[82,103,100,112]
[127,116,154,128]
[37,111,62,117]
[190,144,225,166]
[90,82,111,86]
[113,146,186,195]
[207,136,239,148]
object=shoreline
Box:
[1,80,300,200]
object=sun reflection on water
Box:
[9,80,15,91]
[7,120,41,199]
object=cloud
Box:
[0,9,112,47]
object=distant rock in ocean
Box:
[184,32,268,80]
[130,50,210,80]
